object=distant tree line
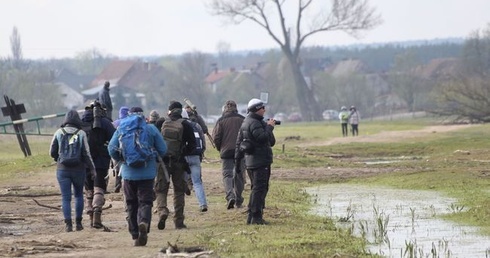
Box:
[2,25,489,125]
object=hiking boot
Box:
[250,218,269,225]
[75,218,83,231]
[184,183,191,196]
[227,199,235,210]
[93,210,103,229]
[175,222,187,229]
[137,222,148,246]
[64,219,73,232]
[157,214,167,230]
[200,206,208,212]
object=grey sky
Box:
[1,0,489,59]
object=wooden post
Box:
[1,95,31,157]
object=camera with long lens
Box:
[267,118,281,125]
[89,100,104,128]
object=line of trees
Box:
[2,21,489,124]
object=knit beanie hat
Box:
[168,101,183,115]
[224,100,237,113]
[149,110,160,122]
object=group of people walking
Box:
[50,94,277,246]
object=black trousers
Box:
[123,179,155,239]
[248,166,271,219]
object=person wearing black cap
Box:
[108,106,167,246]
[155,101,196,230]
[235,98,277,225]
[212,100,246,209]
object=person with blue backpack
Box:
[182,109,208,212]
[108,106,167,247]
[50,110,96,232]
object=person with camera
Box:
[235,98,276,225]
[81,100,116,228]
[212,100,245,209]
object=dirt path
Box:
[0,124,475,257]
[299,124,474,147]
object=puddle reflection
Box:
[306,184,490,258]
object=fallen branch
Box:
[32,199,60,210]
[33,199,112,211]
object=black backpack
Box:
[58,128,82,167]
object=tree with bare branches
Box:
[432,27,490,122]
[207,0,381,121]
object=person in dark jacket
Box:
[212,100,245,209]
[50,110,96,232]
[235,98,276,225]
[185,104,208,135]
[98,81,113,120]
[155,101,196,230]
[81,101,116,228]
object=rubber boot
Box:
[64,219,73,232]
[75,217,83,231]
[93,209,103,229]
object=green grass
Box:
[1,118,489,256]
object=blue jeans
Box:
[57,169,86,220]
[185,155,208,207]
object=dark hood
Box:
[62,110,83,129]
[82,109,94,122]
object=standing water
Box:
[306,184,490,257]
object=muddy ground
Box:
[0,124,472,257]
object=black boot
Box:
[75,217,83,231]
[64,219,73,232]
[93,209,103,229]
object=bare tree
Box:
[207,0,381,121]
[10,26,23,69]
[432,27,490,122]
[178,51,210,115]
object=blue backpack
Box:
[117,115,154,168]
[58,128,82,167]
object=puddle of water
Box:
[306,184,490,258]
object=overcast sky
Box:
[1,0,489,60]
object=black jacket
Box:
[81,109,116,169]
[235,112,275,169]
